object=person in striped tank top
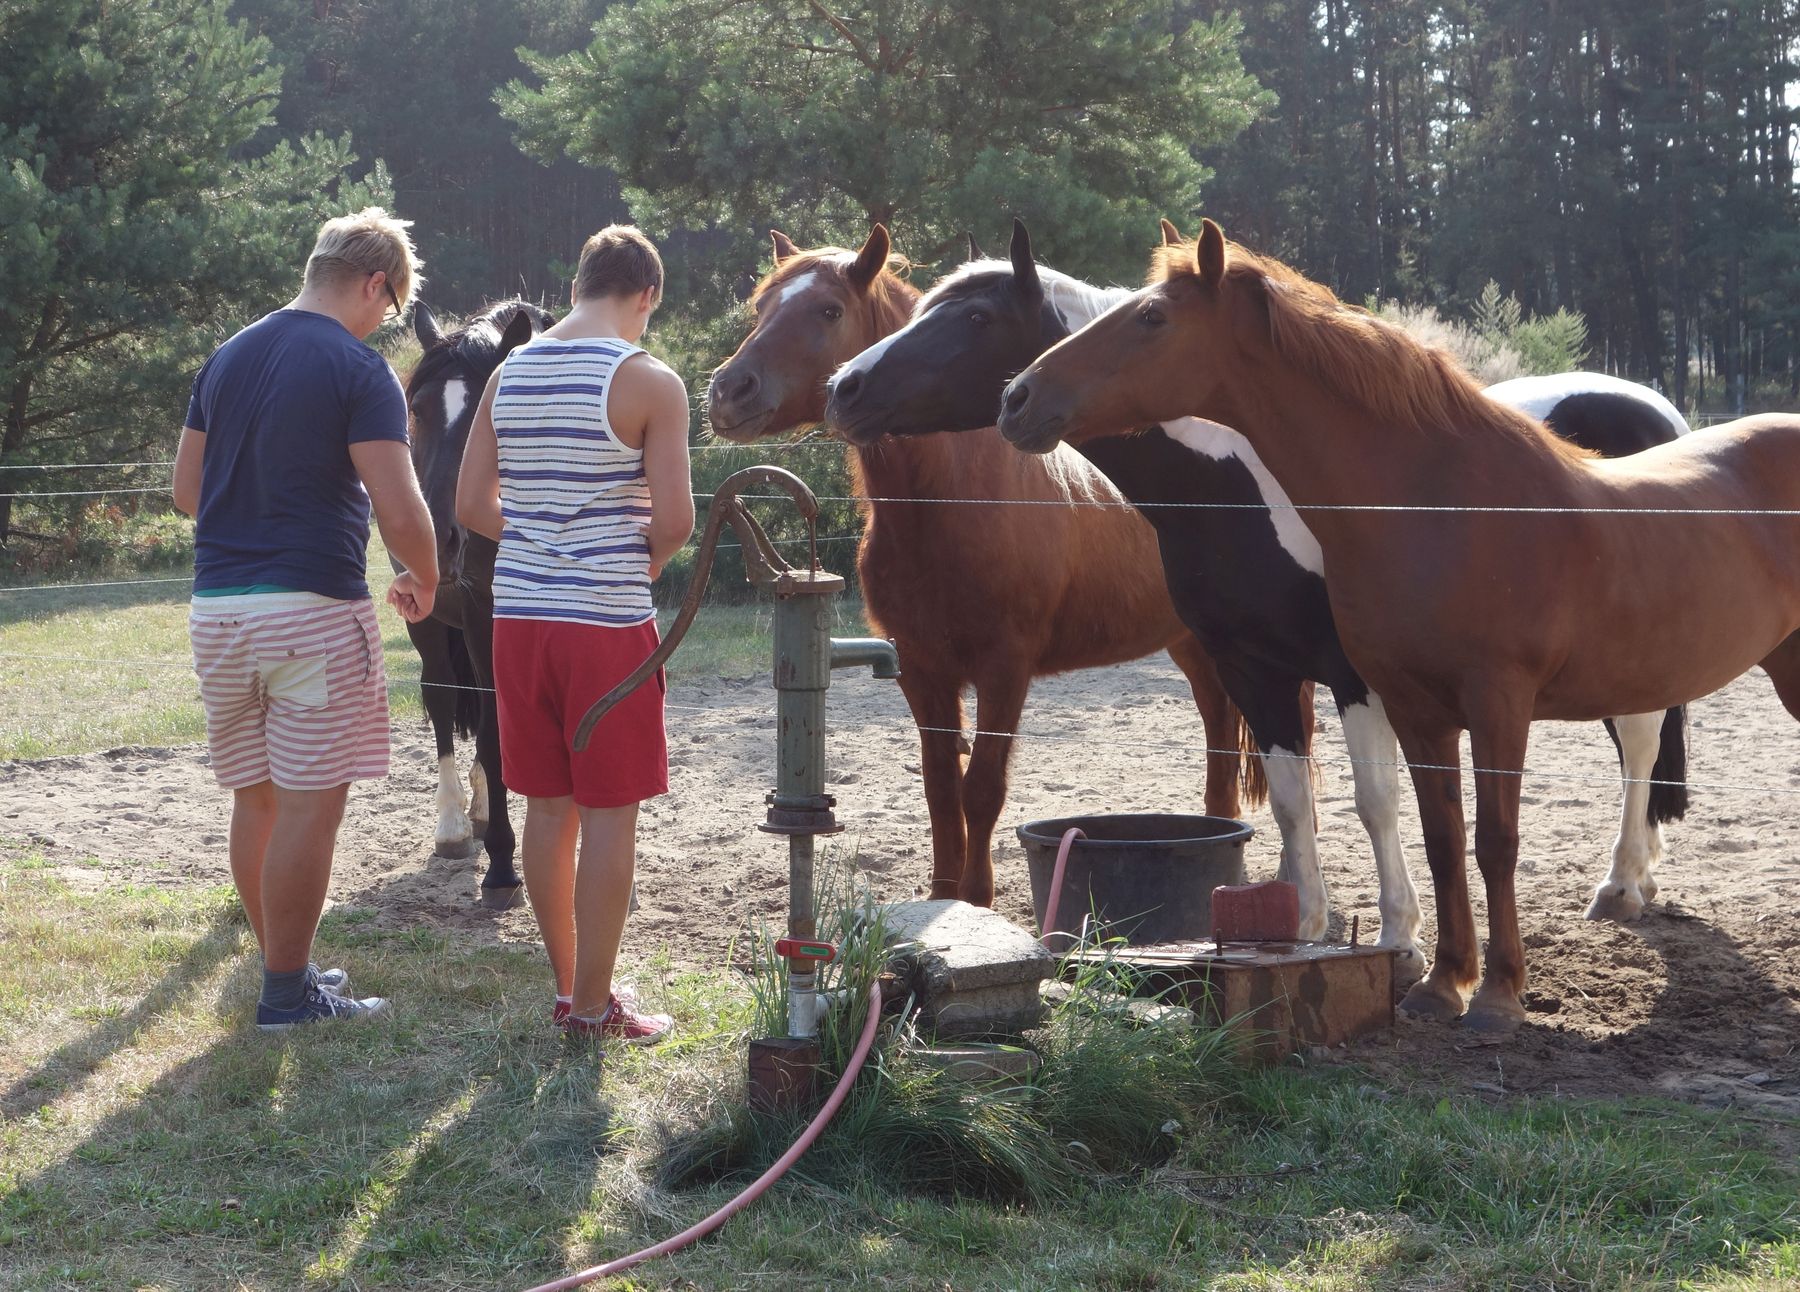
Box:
[458,226,693,1047]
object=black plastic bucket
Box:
[1018,813,1253,946]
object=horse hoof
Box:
[1584,886,1645,923]
[1387,946,1428,990]
[1398,981,1463,1023]
[1462,1004,1525,1036]
[478,883,523,910]
[433,836,480,861]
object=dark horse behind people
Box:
[403,297,553,907]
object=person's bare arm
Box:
[621,357,695,578]
[455,367,506,543]
[172,427,204,517]
[349,438,437,622]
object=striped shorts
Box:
[189,594,390,791]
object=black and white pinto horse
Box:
[824,220,1691,983]
[403,298,553,906]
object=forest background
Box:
[3,0,1797,576]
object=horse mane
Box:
[917,260,1132,329]
[1154,240,1596,461]
[406,298,553,397]
[749,248,918,337]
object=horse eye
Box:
[1140,307,1167,327]
[822,304,843,321]
[969,310,989,326]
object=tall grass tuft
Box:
[657,875,1241,1203]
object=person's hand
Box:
[387,570,436,623]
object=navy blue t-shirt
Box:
[185,309,409,599]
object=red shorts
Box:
[493,616,667,808]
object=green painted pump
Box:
[573,466,899,1107]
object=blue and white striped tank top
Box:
[490,336,655,626]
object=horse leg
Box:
[1394,724,1478,1023]
[1465,708,1533,1033]
[409,618,476,859]
[957,671,1033,909]
[897,664,968,900]
[1165,635,1242,820]
[1588,710,1663,921]
[463,604,520,908]
[1217,665,1327,939]
[1338,694,1424,986]
[1758,630,1800,722]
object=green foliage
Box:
[230,0,619,314]
[1371,282,1590,383]
[0,0,389,546]
[503,0,1270,283]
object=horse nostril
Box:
[834,371,864,408]
[1002,381,1031,417]
[724,369,759,404]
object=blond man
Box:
[174,208,438,1029]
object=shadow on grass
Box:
[0,901,245,1120]
[0,572,193,629]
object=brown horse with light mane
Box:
[999,218,1800,1031]
[706,225,1253,905]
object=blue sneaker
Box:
[310,963,350,996]
[257,983,389,1031]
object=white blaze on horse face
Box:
[1161,417,1325,575]
[831,318,908,390]
[777,272,820,306]
[1262,745,1328,940]
[1338,696,1424,984]
[441,377,470,430]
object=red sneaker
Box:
[561,994,673,1047]
[553,998,571,1026]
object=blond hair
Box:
[575,224,663,302]
[303,207,424,310]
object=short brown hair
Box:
[575,225,664,302]
[304,207,424,309]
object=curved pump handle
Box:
[572,465,821,751]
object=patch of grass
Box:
[0,526,854,756]
[0,880,1794,1291]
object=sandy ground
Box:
[4,657,1796,1116]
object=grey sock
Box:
[261,965,310,1011]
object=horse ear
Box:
[413,300,443,348]
[1160,218,1183,248]
[847,223,890,291]
[770,229,800,265]
[1197,219,1226,288]
[966,232,985,262]
[496,305,537,360]
[1009,217,1041,300]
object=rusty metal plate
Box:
[1071,941,1396,1062]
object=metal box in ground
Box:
[1071,940,1396,1062]
[1018,814,1251,947]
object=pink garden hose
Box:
[521,978,884,1292]
[1039,826,1087,949]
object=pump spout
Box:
[829,637,900,679]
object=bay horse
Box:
[403,298,552,906]
[705,226,1252,906]
[825,218,1689,981]
[997,218,1800,1032]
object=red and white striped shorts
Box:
[189,594,390,791]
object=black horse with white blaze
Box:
[403,298,553,906]
[824,218,1690,982]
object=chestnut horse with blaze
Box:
[1000,218,1800,1032]
[706,225,1252,905]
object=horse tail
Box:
[1236,701,1269,809]
[450,630,481,742]
[1647,704,1690,824]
